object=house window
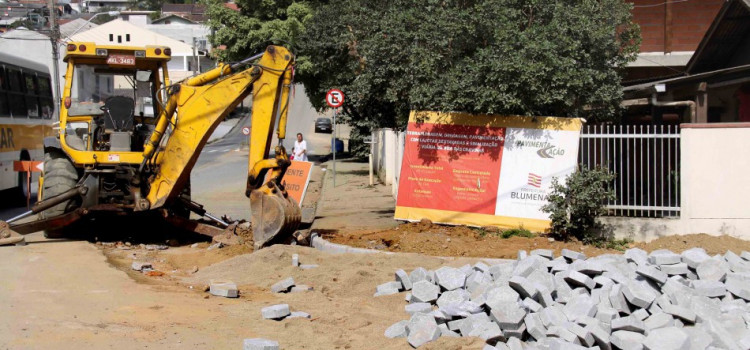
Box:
[126,34,130,42]
[165,20,171,24]
[99,2,103,7]
[117,35,122,43]
[109,34,113,41]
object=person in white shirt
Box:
[292,133,308,161]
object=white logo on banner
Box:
[494,128,581,220]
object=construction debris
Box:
[271,277,296,293]
[261,304,310,321]
[243,338,280,350]
[209,280,238,298]
[377,247,750,348]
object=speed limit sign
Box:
[326,89,344,108]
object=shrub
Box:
[541,166,615,243]
[501,227,535,239]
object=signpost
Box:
[326,89,344,187]
[241,126,250,136]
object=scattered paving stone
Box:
[644,312,674,331]
[485,285,521,310]
[405,302,432,315]
[299,264,318,269]
[642,327,689,350]
[411,280,440,303]
[562,270,596,290]
[621,283,655,308]
[611,316,646,333]
[291,254,299,267]
[531,249,554,260]
[436,289,469,309]
[271,277,295,293]
[626,248,649,266]
[649,250,682,266]
[131,261,152,271]
[562,249,586,261]
[660,263,689,276]
[410,267,429,283]
[209,281,238,298]
[434,266,467,291]
[697,259,728,282]
[681,248,710,269]
[288,311,311,319]
[243,338,279,350]
[289,285,313,293]
[375,281,401,297]
[407,312,440,348]
[261,304,290,320]
[636,265,668,284]
[395,269,413,291]
[376,247,750,349]
[690,280,726,297]
[509,276,539,299]
[661,304,696,323]
[490,306,527,329]
[384,320,408,338]
[610,330,645,350]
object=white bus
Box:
[0,51,55,203]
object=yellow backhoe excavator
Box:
[0,43,301,248]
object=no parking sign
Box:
[326,89,344,108]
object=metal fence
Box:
[578,125,681,218]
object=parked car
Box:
[315,117,333,133]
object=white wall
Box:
[605,123,750,241]
[372,128,403,188]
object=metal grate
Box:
[578,125,681,218]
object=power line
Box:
[633,0,689,8]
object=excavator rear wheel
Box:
[39,149,80,238]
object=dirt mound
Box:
[325,222,750,259]
[325,222,620,258]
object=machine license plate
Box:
[106,54,135,66]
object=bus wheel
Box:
[39,149,80,238]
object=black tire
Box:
[39,150,80,238]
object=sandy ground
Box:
[5,158,750,349]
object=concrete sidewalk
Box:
[311,158,400,233]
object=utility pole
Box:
[48,0,61,119]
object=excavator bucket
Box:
[0,221,25,246]
[250,189,301,249]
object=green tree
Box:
[202,0,315,62]
[204,0,639,155]
[297,0,639,155]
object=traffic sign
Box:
[326,89,344,108]
[241,126,250,135]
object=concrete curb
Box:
[309,232,512,265]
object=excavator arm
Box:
[140,45,300,247]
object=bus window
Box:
[0,93,8,116]
[0,67,7,116]
[8,69,22,92]
[38,76,53,118]
[26,96,40,118]
[24,73,38,94]
[38,76,51,96]
[0,66,5,90]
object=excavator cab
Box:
[0,43,301,248]
[61,43,168,157]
